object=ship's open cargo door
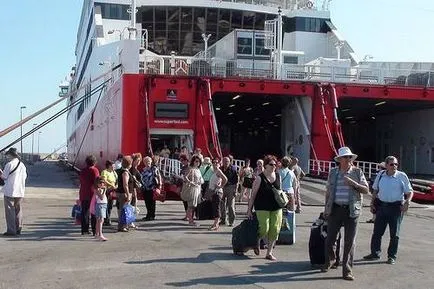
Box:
[149,128,194,155]
[339,98,434,174]
[212,92,312,170]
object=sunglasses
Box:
[389,163,398,167]
[342,156,352,159]
[268,163,277,167]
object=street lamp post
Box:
[20,106,26,154]
[31,123,37,161]
[37,131,42,159]
[201,33,212,60]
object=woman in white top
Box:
[207,158,228,231]
[183,155,204,226]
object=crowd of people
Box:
[76,148,306,239]
[0,145,415,282]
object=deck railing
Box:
[308,159,381,180]
[140,56,434,87]
[158,157,246,178]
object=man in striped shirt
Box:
[323,147,369,281]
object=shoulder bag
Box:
[270,173,289,208]
[0,160,21,186]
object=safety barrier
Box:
[140,56,434,88]
[308,159,381,180]
[158,157,246,178]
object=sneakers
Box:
[363,253,380,261]
[387,257,396,265]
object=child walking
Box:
[94,177,108,241]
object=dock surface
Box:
[1,161,433,289]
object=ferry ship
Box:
[62,0,434,198]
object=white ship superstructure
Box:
[63,0,434,179]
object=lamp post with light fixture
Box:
[37,131,42,157]
[31,123,38,161]
[201,33,212,60]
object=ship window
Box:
[255,38,270,56]
[243,11,255,29]
[237,37,253,55]
[284,56,298,64]
[142,7,154,23]
[254,13,265,30]
[284,16,330,33]
[96,3,130,20]
[155,103,189,119]
[231,11,242,29]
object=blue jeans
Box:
[370,202,403,259]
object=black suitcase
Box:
[197,200,213,220]
[232,216,259,255]
[309,214,341,268]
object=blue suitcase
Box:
[277,209,295,245]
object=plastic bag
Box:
[120,204,136,225]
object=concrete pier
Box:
[0,161,433,289]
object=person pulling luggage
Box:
[247,155,283,261]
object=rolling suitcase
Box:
[309,214,341,268]
[277,209,296,245]
[197,200,213,220]
[232,216,259,255]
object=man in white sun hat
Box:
[322,147,369,281]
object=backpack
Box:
[142,166,160,190]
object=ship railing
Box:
[158,157,246,179]
[308,159,381,180]
[141,56,434,87]
[213,0,328,11]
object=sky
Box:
[0,0,433,154]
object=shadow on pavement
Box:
[125,252,250,266]
[165,271,341,287]
[3,217,86,242]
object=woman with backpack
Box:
[141,156,162,221]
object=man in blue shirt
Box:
[363,156,413,265]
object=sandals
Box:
[253,247,260,256]
[208,225,219,231]
[189,222,200,227]
[265,254,277,261]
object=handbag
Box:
[180,182,192,201]
[272,186,289,208]
[242,177,254,189]
[153,188,166,202]
[132,175,142,189]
